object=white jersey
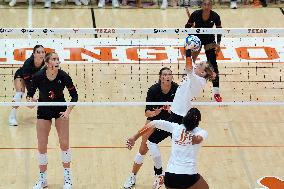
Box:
[151,120,208,175]
[171,69,206,116]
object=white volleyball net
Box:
[0,28,284,106]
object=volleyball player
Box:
[149,48,214,188]
[185,0,223,102]
[125,40,215,188]
[9,45,45,126]
[127,108,209,189]
[124,67,178,189]
[27,52,78,189]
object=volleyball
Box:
[185,35,201,52]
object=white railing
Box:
[0,28,283,35]
[1,101,284,106]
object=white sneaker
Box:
[33,173,48,189]
[54,0,62,3]
[63,169,72,189]
[80,0,89,5]
[33,180,47,189]
[98,0,105,7]
[160,0,168,9]
[74,0,81,5]
[63,181,72,189]
[112,0,120,7]
[9,0,17,6]
[9,114,18,126]
[123,174,136,189]
[44,0,51,8]
[152,174,164,189]
[230,1,237,9]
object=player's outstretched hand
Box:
[26,97,37,109]
[126,137,135,150]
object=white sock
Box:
[64,168,71,175]
[64,168,72,185]
[10,108,17,118]
[213,87,220,95]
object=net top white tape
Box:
[1,101,284,106]
[0,28,283,35]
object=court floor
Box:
[0,7,284,189]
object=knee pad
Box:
[146,141,161,158]
[38,153,48,165]
[153,156,162,169]
[61,149,71,163]
[13,92,23,102]
[134,152,145,164]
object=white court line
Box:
[27,0,33,39]
[26,1,32,186]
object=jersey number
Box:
[175,129,193,145]
[49,91,55,99]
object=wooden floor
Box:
[0,6,284,189]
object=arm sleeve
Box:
[194,127,208,140]
[145,87,155,112]
[26,74,38,98]
[64,74,78,102]
[151,120,174,133]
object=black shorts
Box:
[148,113,183,144]
[37,106,67,120]
[164,172,200,189]
[14,68,23,80]
[201,38,216,46]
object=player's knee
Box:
[139,142,148,155]
[59,141,69,151]
[139,147,148,155]
[38,145,47,154]
[61,149,71,163]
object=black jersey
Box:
[185,10,222,43]
[145,82,178,121]
[21,57,45,91]
[27,68,78,103]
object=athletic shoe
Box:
[112,0,120,8]
[230,1,237,9]
[9,0,17,6]
[33,173,47,189]
[63,169,72,189]
[9,114,18,126]
[98,0,105,7]
[152,174,164,189]
[160,0,168,9]
[123,174,136,189]
[44,0,51,8]
[214,94,223,102]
